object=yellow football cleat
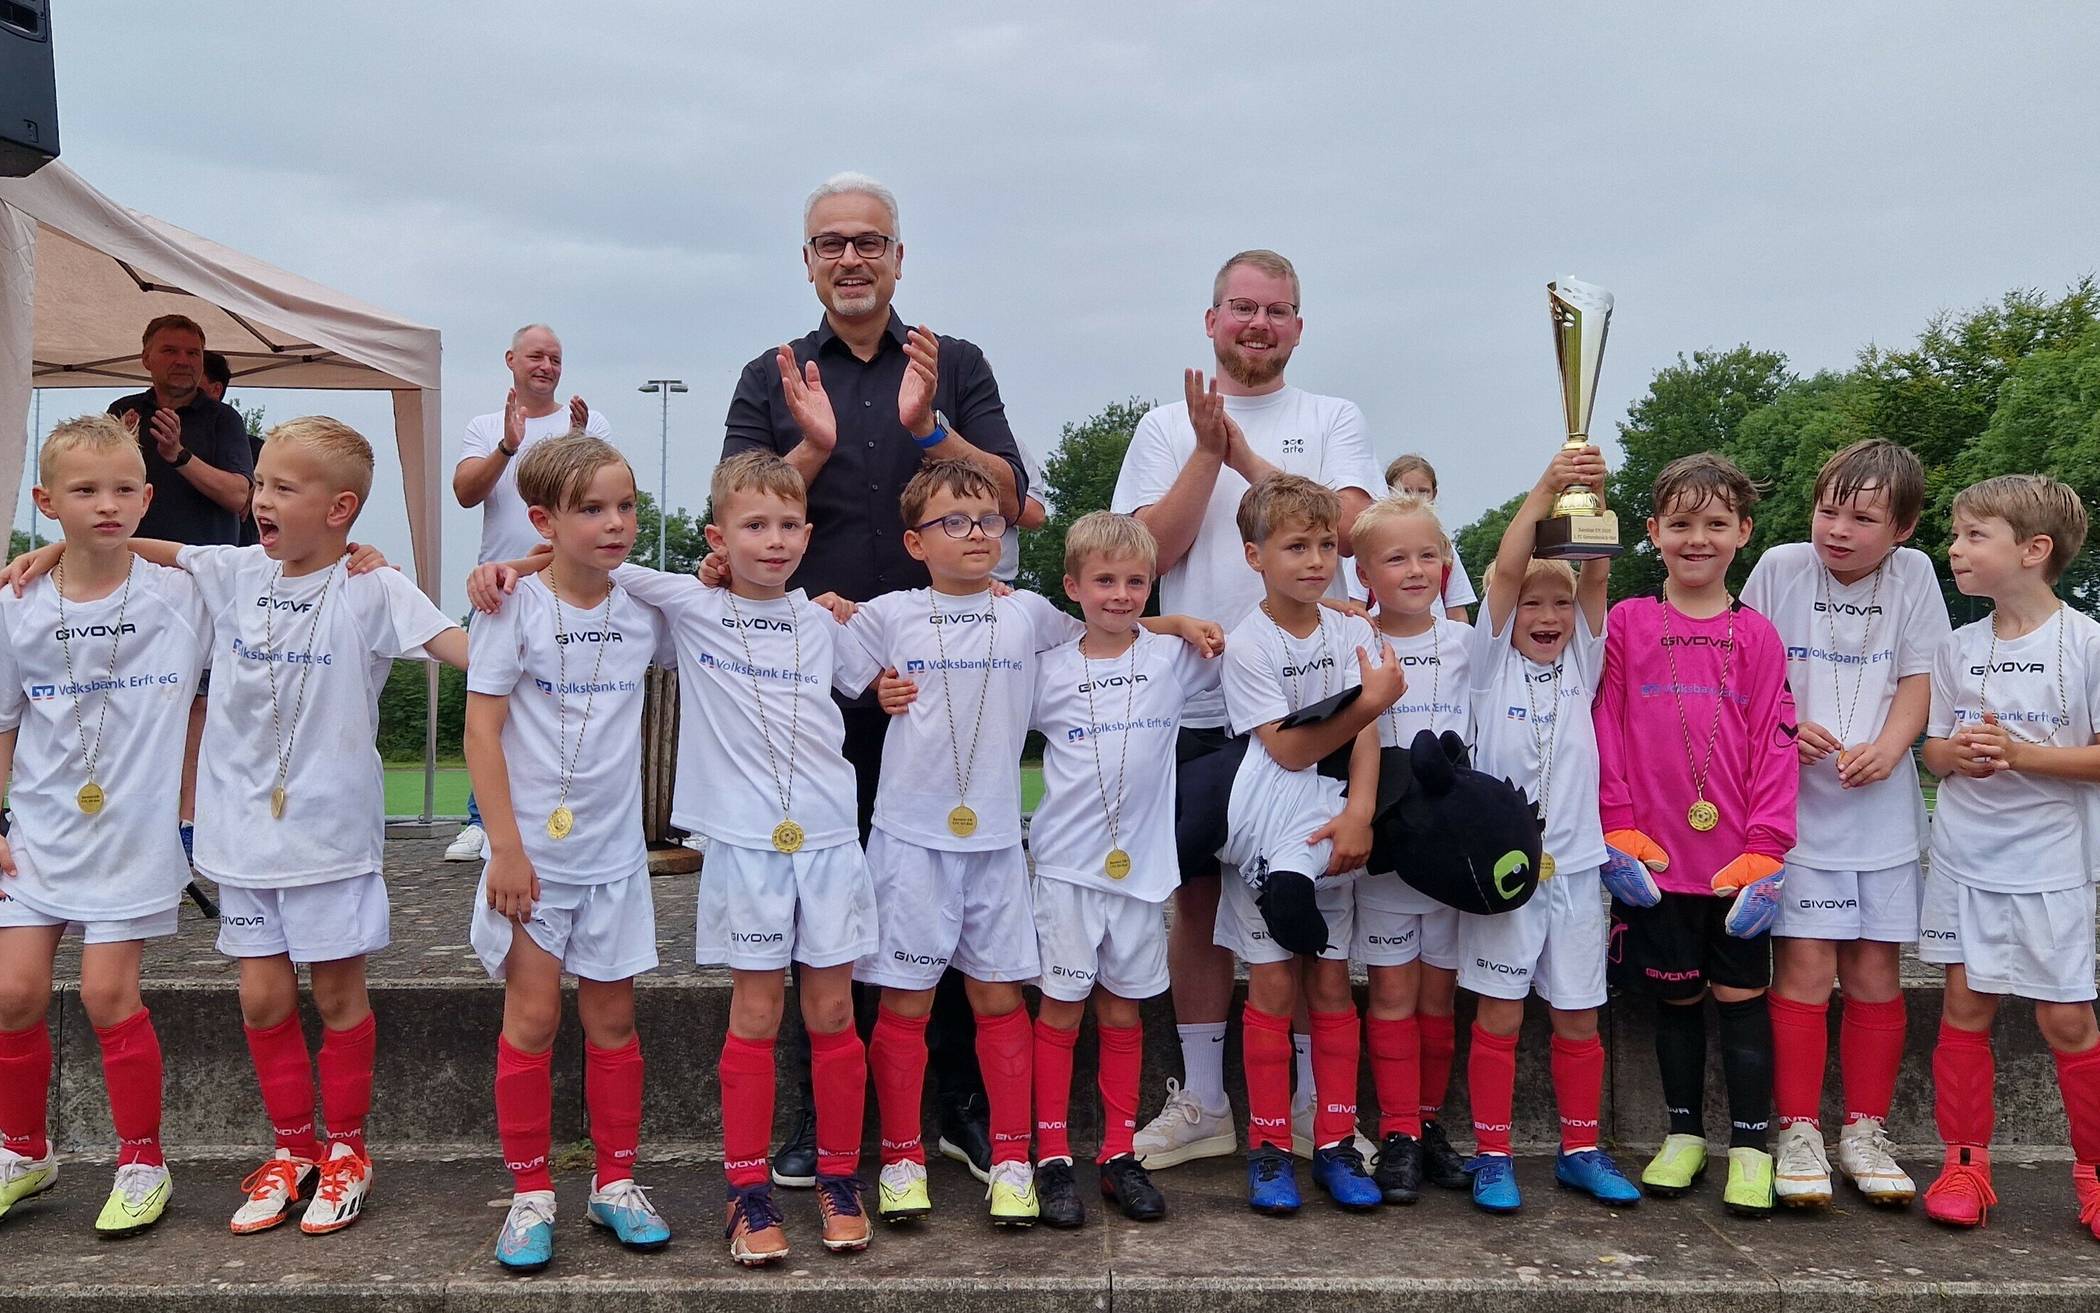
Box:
[0,1147,58,1221]
[986,1160,1039,1227]
[877,1159,931,1222]
[95,1163,172,1236]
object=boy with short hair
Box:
[1917,474,2100,1234]
[1347,492,1472,1201]
[1217,473,1402,1216]
[1741,439,1950,1209]
[0,416,208,1235]
[1380,453,1476,622]
[463,435,673,1272]
[1027,511,1220,1228]
[1595,453,1798,1218]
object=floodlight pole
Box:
[638,380,688,569]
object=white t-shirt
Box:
[1349,542,1478,614]
[466,575,666,885]
[1029,629,1221,902]
[1927,607,2100,894]
[1467,608,1606,874]
[836,586,1083,851]
[613,567,862,853]
[1110,387,1381,728]
[994,437,1051,584]
[1371,615,1474,749]
[179,545,458,889]
[0,560,208,919]
[460,406,615,566]
[1742,543,1951,870]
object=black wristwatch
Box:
[170,447,193,469]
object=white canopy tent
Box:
[0,161,448,819]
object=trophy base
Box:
[1535,510,1623,561]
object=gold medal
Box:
[947,805,978,838]
[76,781,105,815]
[1540,851,1556,881]
[1687,799,1720,832]
[772,819,805,854]
[1104,848,1132,880]
[546,805,574,840]
[53,560,133,826]
[270,786,287,820]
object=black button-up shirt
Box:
[721,312,1026,602]
[107,389,255,546]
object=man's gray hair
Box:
[804,172,900,236]
[510,323,559,352]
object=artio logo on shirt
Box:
[555,629,624,645]
[53,622,137,640]
[1282,437,1307,455]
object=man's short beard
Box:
[1217,341,1290,388]
[830,288,882,318]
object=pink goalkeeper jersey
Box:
[1594,596,1799,896]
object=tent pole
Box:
[423,659,438,822]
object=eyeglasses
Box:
[914,511,1010,540]
[1216,297,1299,323]
[807,232,897,260]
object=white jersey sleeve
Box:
[465,589,525,697]
[359,569,459,660]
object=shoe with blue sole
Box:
[1246,1146,1301,1216]
[1467,1154,1522,1213]
[1556,1148,1642,1206]
[1312,1143,1383,1211]
[494,1191,556,1272]
[588,1177,671,1249]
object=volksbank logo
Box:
[905,659,927,674]
[1787,645,1809,660]
[1066,727,1086,741]
[1507,706,1526,720]
[54,623,137,640]
[534,678,554,694]
[29,683,56,700]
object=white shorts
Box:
[1773,861,1921,942]
[1917,874,2097,1003]
[1215,867,1356,965]
[1353,873,1460,969]
[216,873,390,964]
[855,830,1035,990]
[471,869,659,983]
[696,840,879,972]
[1032,877,1169,1003]
[0,886,179,944]
[1458,866,1609,1010]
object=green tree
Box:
[1017,397,1154,612]
[632,490,704,576]
[231,399,266,441]
[1452,490,1526,596]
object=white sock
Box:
[1292,1031,1315,1111]
[1176,1023,1229,1113]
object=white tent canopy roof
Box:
[0,161,443,596]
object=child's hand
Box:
[0,543,64,597]
[875,667,918,715]
[342,542,391,575]
[1540,442,1607,496]
[466,563,519,614]
[0,833,16,879]
[1710,852,1781,893]
[1308,810,1373,876]
[987,578,1015,598]
[1948,723,2007,778]
[1604,828,1670,872]
[697,550,731,589]
[1966,714,2020,773]
[1795,720,1840,766]
[1170,615,1225,658]
[810,592,857,624]
[484,847,540,923]
[1356,640,1404,713]
[1837,739,1904,789]
[1318,596,1375,625]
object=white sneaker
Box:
[444,823,488,862]
[1838,1117,1917,1206]
[1773,1121,1833,1209]
[230,1148,314,1235]
[1132,1078,1236,1170]
[0,1144,59,1221]
[1290,1100,1379,1164]
[299,1142,373,1235]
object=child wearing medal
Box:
[0,417,207,1236]
[1917,475,2100,1235]
[1594,453,1798,1218]
[1021,512,1222,1228]
[460,435,673,1272]
[1451,444,1641,1213]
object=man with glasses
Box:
[1110,249,1388,1176]
[721,171,1031,1191]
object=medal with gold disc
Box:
[928,590,997,838]
[544,574,614,841]
[725,589,806,853]
[1078,631,1140,880]
[52,556,135,816]
[263,560,341,821]
[1660,596,1734,834]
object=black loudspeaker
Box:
[0,1,57,178]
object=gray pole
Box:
[638,380,688,570]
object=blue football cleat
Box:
[1467,1154,1522,1214]
[587,1177,671,1250]
[1556,1148,1643,1206]
[1600,845,1662,908]
[1723,870,1786,938]
[1246,1146,1301,1216]
[1312,1143,1383,1212]
[494,1191,557,1272]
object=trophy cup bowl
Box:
[1534,277,1624,560]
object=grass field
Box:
[385,765,1049,819]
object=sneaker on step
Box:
[986,1160,1038,1226]
[815,1174,871,1252]
[771,1106,818,1188]
[1923,1146,1996,1228]
[95,1162,172,1236]
[1837,1118,1915,1207]
[725,1182,789,1265]
[1290,1102,1377,1164]
[588,1175,670,1249]
[1245,1145,1300,1216]
[1773,1121,1833,1209]
[444,822,488,862]
[876,1159,931,1223]
[494,1191,556,1272]
[299,1142,373,1235]
[0,1145,58,1222]
[1372,1132,1423,1205]
[1641,1133,1708,1197]
[1419,1118,1470,1190]
[1723,1146,1776,1218]
[1311,1142,1383,1211]
[1466,1153,1522,1213]
[230,1149,314,1235]
[1035,1158,1085,1229]
[1098,1154,1166,1221]
[937,1093,993,1185]
[1133,1078,1236,1170]
[1555,1148,1642,1206]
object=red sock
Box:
[1768,993,1828,1128]
[1096,1023,1143,1163]
[0,1020,52,1160]
[317,1014,375,1157]
[809,1024,866,1180]
[494,1036,553,1193]
[1551,1033,1606,1152]
[871,1006,930,1164]
[976,1007,1033,1165]
[1366,1016,1422,1137]
[1840,995,1906,1124]
[1468,1024,1518,1156]
[1934,1020,1994,1149]
[94,1009,164,1168]
[243,1014,320,1160]
[1243,1004,1292,1150]
[1033,1020,1079,1163]
[2054,1045,2100,1165]
[586,1036,644,1186]
[717,1033,774,1188]
[1309,1009,1361,1148]
[1419,1012,1456,1120]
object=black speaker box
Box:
[0,1,58,178]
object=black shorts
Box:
[1610,891,1770,1001]
[1173,726,1248,884]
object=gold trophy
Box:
[1534,277,1623,560]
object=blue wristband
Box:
[913,410,949,449]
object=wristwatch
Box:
[913,409,950,450]
[169,447,193,469]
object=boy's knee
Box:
[0,983,48,1032]
[2037,1003,2100,1053]
[77,978,141,1029]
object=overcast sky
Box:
[24,3,2100,612]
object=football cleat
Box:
[229,1149,314,1235]
[94,1163,172,1236]
[298,1143,372,1235]
[493,1191,556,1272]
[876,1159,931,1222]
[588,1176,670,1250]
[1555,1148,1642,1206]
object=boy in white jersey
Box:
[0,417,207,1236]
[1916,474,2100,1235]
[1217,474,1400,1216]
[1741,440,1950,1210]
[1026,512,1220,1229]
[463,436,672,1272]
[1455,444,1643,1213]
